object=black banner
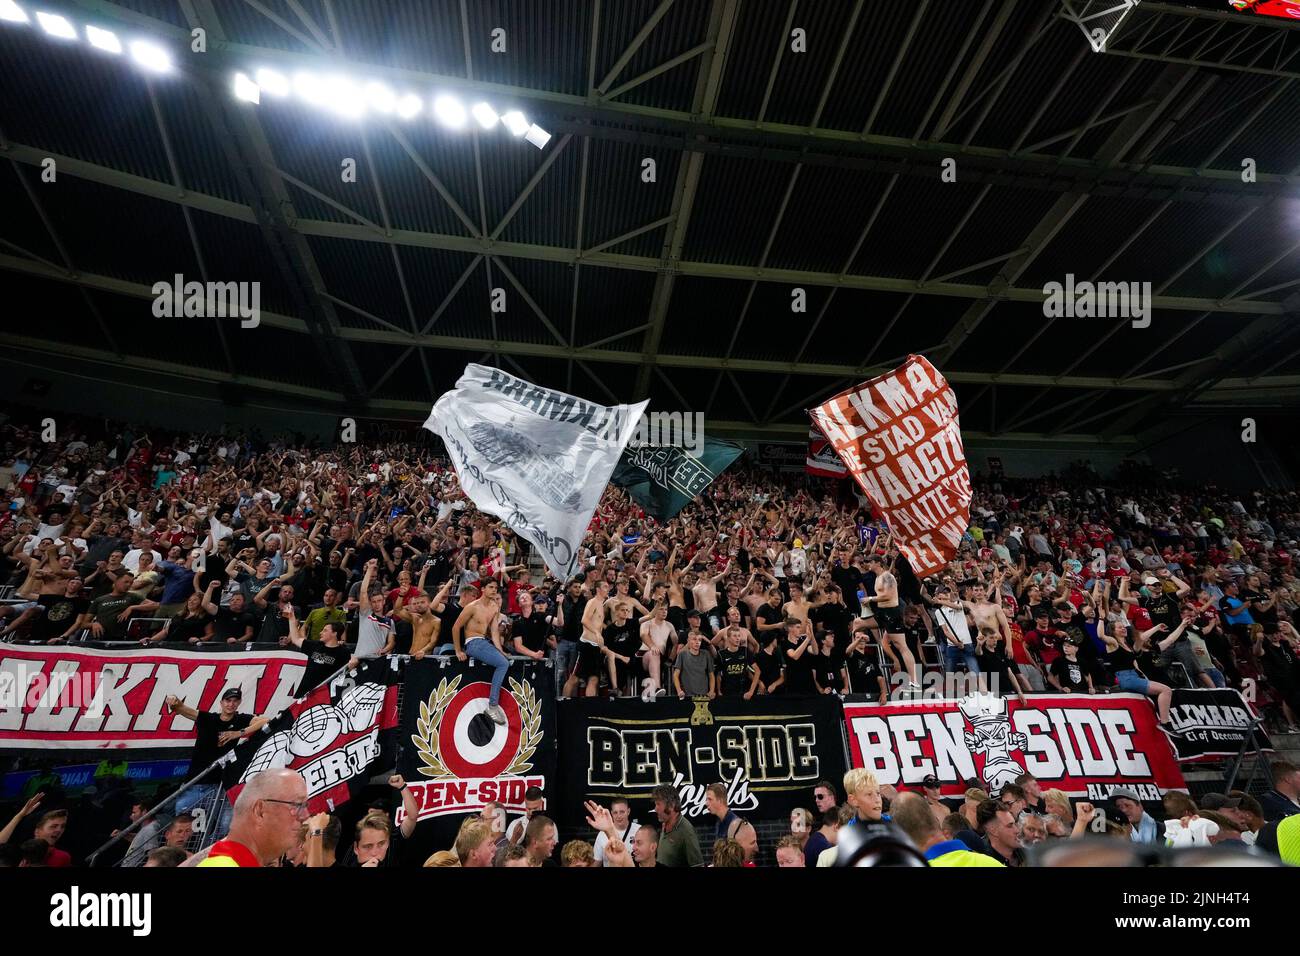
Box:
[555,694,848,828]
[396,657,556,848]
[1162,688,1274,762]
[222,657,401,815]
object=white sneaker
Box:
[654,687,666,698]
[486,704,507,726]
[640,688,652,703]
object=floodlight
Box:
[471,102,498,129]
[0,1,29,25]
[36,11,75,39]
[501,110,529,137]
[524,124,551,149]
[395,93,422,119]
[85,24,121,53]
[432,94,467,129]
[365,81,396,113]
[129,39,171,72]
[255,68,289,97]
[233,72,260,104]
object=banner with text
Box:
[811,354,971,577]
[555,694,848,827]
[1163,688,1274,762]
[843,693,1186,803]
[611,437,744,520]
[223,657,400,815]
[424,364,647,579]
[396,658,556,846]
[0,646,306,754]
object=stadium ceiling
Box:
[2,0,1300,444]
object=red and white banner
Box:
[0,646,305,751]
[806,424,848,478]
[843,693,1186,802]
[811,355,971,577]
[224,658,399,815]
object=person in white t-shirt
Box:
[592,797,641,866]
[931,588,980,677]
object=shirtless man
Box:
[394,579,453,660]
[710,605,758,654]
[605,575,650,621]
[452,579,510,725]
[866,568,919,688]
[691,556,732,633]
[963,581,1012,646]
[565,580,611,698]
[783,581,812,628]
[638,602,676,700]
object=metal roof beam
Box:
[48,1,1300,200]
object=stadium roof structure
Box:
[2,0,1299,448]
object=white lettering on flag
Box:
[424,364,647,579]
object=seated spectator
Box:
[977,799,1025,866]
[1259,760,1300,821]
[144,846,188,868]
[1109,787,1159,843]
[424,851,460,867]
[894,792,1003,867]
[1019,812,1048,847]
[523,815,558,867]
[711,838,745,868]
[942,812,984,852]
[843,768,886,826]
[561,840,596,867]
[775,834,805,867]
[592,797,639,867]
[803,808,841,867]
[497,844,531,867]
[453,818,496,868]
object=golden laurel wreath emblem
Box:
[412,675,542,779]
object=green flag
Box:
[610,438,744,520]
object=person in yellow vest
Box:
[186,769,309,867]
[892,792,1004,868]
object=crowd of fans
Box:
[1,407,1300,867]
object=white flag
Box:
[424,364,648,579]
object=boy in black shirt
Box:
[1048,635,1094,694]
[812,631,847,695]
[755,631,785,695]
[780,618,818,695]
[846,632,889,703]
[717,625,759,699]
[286,607,351,693]
[603,602,642,696]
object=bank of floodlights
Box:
[1,1,550,148]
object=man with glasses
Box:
[196,769,310,867]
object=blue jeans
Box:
[553,640,578,697]
[466,637,509,707]
[943,643,981,675]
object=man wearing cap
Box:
[920,774,949,826]
[1110,787,1159,844]
[165,687,270,836]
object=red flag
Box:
[810,355,971,577]
[806,423,847,478]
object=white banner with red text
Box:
[843,692,1187,802]
[0,645,306,752]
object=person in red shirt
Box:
[1023,610,1066,674]
[0,795,71,867]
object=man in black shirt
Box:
[511,591,553,661]
[603,602,642,696]
[830,552,863,616]
[205,591,257,644]
[810,585,853,650]
[716,625,759,699]
[812,631,847,695]
[780,618,817,695]
[165,688,268,836]
[755,631,784,695]
[33,577,90,643]
[286,607,351,693]
[846,633,888,703]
